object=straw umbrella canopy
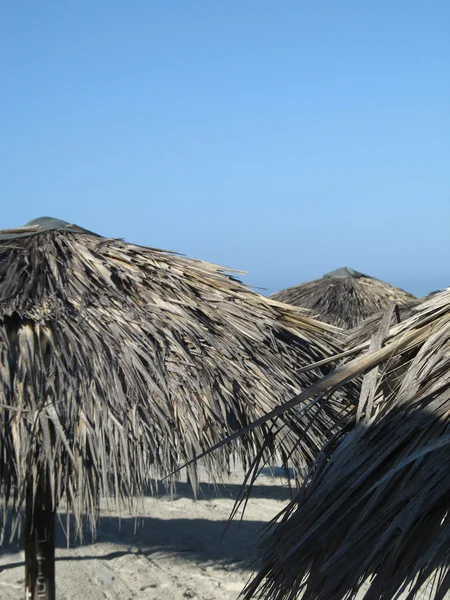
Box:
[241,289,450,600]
[0,217,349,599]
[271,267,415,329]
[345,297,421,348]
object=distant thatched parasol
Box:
[271,267,415,329]
[0,217,349,599]
[242,289,450,600]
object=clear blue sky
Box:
[1,2,449,296]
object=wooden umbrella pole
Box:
[24,477,56,600]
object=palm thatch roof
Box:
[242,288,450,600]
[345,297,421,347]
[271,267,415,330]
[0,217,351,541]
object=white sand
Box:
[0,466,295,600]
[0,466,445,599]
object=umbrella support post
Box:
[24,480,56,600]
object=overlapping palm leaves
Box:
[271,267,415,329]
[4,217,444,600]
[241,290,450,599]
[0,220,351,541]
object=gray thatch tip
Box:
[323,267,367,279]
[25,216,74,230]
[0,217,96,240]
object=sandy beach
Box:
[0,466,295,600]
[0,466,445,600]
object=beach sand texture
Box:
[0,466,446,600]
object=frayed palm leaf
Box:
[243,288,450,600]
[0,217,350,542]
[345,298,421,348]
[271,267,415,330]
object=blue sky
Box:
[1,2,449,296]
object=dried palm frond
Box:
[243,288,450,600]
[345,298,421,348]
[271,267,415,330]
[0,217,350,541]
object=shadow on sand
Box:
[0,479,293,573]
[0,513,271,572]
[151,477,296,502]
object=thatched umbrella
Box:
[0,217,348,600]
[240,289,450,599]
[345,297,421,348]
[271,267,415,329]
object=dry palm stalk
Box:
[345,298,422,347]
